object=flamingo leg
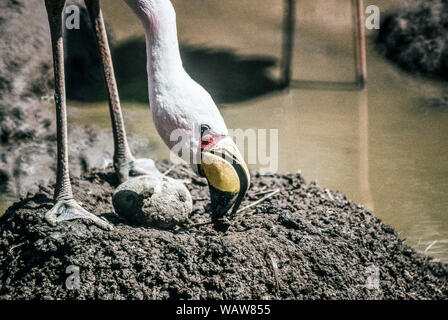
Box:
[84,0,161,182]
[44,0,112,230]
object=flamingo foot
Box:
[45,199,113,231]
[116,157,162,182]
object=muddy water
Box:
[4,0,447,262]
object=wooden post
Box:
[352,0,367,87]
[281,0,296,88]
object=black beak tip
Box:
[208,184,238,219]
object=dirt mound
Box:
[376,0,448,80]
[0,162,446,300]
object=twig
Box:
[237,189,280,213]
[424,240,438,253]
[162,164,177,176]
[268,253,280,297]
[325,189,334,201]
[193,197,209,201]
[176,166,194,177]
[251,188,274,197]
[8,242,25,254]
[178,179,192,184]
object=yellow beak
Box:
[200,137,250,218]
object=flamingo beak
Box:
[200,137,250,218]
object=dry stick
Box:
[176,166,194,177]
[8,242,26,254]
[251,188,274,197]
[325,189,334,201]
[237,189,280,214]
[424,240,438,253]
[162,164,177,176]
[268,253,281,297]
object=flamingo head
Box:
[198,124,250,218]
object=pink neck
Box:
[125,0,183,77]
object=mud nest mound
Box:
[376,0,448,80]
[0,162,447,300]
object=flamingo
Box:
[43,0,250,230]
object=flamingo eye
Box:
[201,124,211,136]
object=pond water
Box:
[2,0,447,263]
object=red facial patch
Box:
[200,134,215,150]
[200,133,225,151]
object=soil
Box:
[0,161,446,300]
[376,0,448,80]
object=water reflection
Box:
[291,80,361,91]
[357,89,374,211]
